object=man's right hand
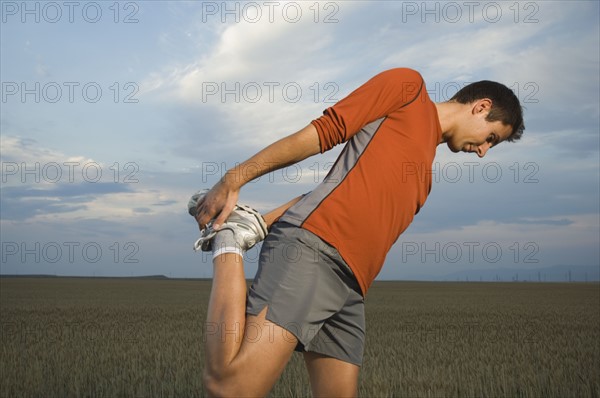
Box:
[194,180,240,231]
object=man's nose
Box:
[476,142,491,158]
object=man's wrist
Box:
[221,168,246,190]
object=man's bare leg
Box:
[203,253,247,372]
[202,199,304,397]
[304,352,360,397]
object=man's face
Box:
[447,100,513,158]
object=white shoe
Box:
[189,190,268,252]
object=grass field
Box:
[1,277,598,397]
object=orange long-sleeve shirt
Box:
[280,68,442,295]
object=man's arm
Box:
[195,123,320,230]
[195,68,422,230]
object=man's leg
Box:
[303,352,360,397]
[299,253,364,397]
[196,193,312,395]
[203,251,298,397]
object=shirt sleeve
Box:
[311,68,424,153]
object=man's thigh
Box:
[303,352,359,397]
[226,306,298,396]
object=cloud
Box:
[140,3,368,150]
[140,1,599,164]
[0,183,132,221]
[452,213,596,244]
[0,136,93,171]
[379,2,599,161]
[391,213,599,275]
[0,136,191,222]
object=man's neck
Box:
[434,101,461,144]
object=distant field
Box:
[1,278,598,397]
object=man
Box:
[190,68,524,397]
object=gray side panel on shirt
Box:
[280,117,386,226]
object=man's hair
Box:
[450,81,525,142]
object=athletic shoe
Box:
[188,190,268,252]
[188,189,209,217]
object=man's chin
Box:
[447,142,460,153]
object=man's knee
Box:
[203,363,254,397]
[202,368,232,398]
[202,369,218,397]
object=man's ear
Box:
[472,98,493,115]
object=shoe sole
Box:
[193,226,217,252]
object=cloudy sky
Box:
[1,1,598,280]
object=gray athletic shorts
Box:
[246,222,365,366]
